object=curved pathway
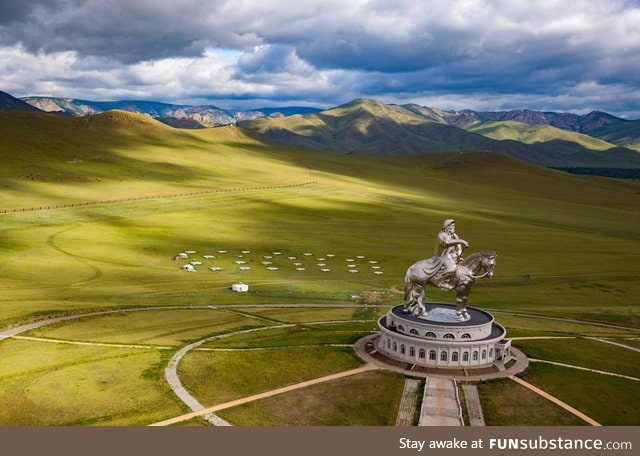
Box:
[164,323,296,426]
[151,363,379,426]
[0,304,377,426]
[589,337,640,353]
[1,303,638,427]
[0,303,379,340]
[528,358,640,382]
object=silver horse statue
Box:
[403,250,496,319]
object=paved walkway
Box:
[509,376,601,426]
[150,363,380,426]
[528,358,640,382]
[589,337,640,353]
[10,335,174,350]
[461,384,485,426]
[510,336,576,341]
[418,377,463,426]
[164,323,297,426]
[395,378,421,426]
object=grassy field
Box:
[518,363,640,425]
[1,110,639,425]
[498,314,638,338]
[516,337,640,378]
[0,338,186,425]
[476,378,587,426]
[217,370,405,425]
[177,346,362,405]
[26,308,270,346]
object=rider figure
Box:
[434,219,469,290]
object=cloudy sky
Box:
[1,0,639,117]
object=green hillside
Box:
[1,108,639,325]
[0,109,309,210]
[0,109,639,425]
[239,100,640,168]
[240,98,500,154]
[466,120,617,150]
[589,119,640,151]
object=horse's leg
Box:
[455,285,467,319]
[418,282,427,316]
[403,280,414,313]
[458,287,470,318]
[455,296,463,318]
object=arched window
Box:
[440,351,448,362]
[473,351,479,361]
[398,325,405,333]
[443,333,455,339]
[429,350,436,361]
[409,347,415,357]
[451,351,459,362]
[393,342,397,352]
[463,352,469,362]
[489,348,494,358]
[400,344,405,355]
[419,349,425,359]
[387,339,391,349]
[409,329,419,335]
[482,350,487,360]
[461,333,471,339]
[425,332,436,338]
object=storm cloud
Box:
[1,0,639,116]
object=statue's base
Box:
[354,333,528,380]
[374,303,514,370]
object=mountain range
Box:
[19,94,321,128]
[238,98,640,168]
[2,90,639,169]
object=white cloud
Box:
[0,0,639,116]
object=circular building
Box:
[377,303,512,369]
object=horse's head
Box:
[462,250,497,279]
[482,251,497,278]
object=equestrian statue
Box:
[403,219,496,319]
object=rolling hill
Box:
[0,90,43,112]
[400,104,626,132]
[239,99,640,168]
[588,119,640,151]
[14,90,640,154]
[465,121,617,151]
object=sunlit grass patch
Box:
[0,339,184,425]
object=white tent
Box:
[232,283,249,292]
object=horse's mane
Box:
[462,250,496,265]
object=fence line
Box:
[1,181,318,215]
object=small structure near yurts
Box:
[181,264,196,272]
[232,283,249,292]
